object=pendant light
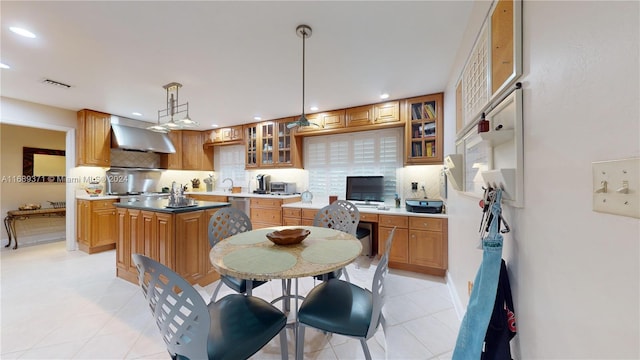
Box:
[287,25,319,129]
[148,82,198,133]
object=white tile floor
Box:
[0,241,460,359]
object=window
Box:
[216,144,246,186]
[304,128,402,202]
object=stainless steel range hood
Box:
[111,124,176,153]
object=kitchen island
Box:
[114,199,230,286]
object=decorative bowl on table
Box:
[266,228,310,246]
[19,203,41,210]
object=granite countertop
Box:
[282,201,448,218]
[114,199,230,214]
[185,191,301,199]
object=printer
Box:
[405,199,444,214]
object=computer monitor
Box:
[346,176,385,204]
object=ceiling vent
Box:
[41,78,71,89]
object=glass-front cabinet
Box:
[245,124,258,168]
[245,117,302,169]
[403,93,444,165]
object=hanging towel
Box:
[481,259,517,360]
[453,189,504,360]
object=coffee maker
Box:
[255,174,271,194]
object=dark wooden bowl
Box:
[266,228,310,245]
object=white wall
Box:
[445,1,639,358]
[0,97,78,250]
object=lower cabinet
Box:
[77,199,117,254]
[115,207,221,286]
[251,197,301,228]
[378,214,447,276]
[281,208,318,226]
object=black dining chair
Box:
[208,207,267,301]
[312,200,361,281]
[131,254,288,360]
[295,227,396,360]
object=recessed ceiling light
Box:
[310,106,319,111]
[211,124,219,128]
[0,63,10,69]
[380,93,390,99]
[253,116,262,121]
[9,27,36,38]
[132,112,143,116]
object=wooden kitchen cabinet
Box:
[161,130,213,170]
[251,198,284,229]
[377,214,448,276]
[205,126,244,145]
[378,215,409,263]
[345,101,400,129]
[250,197,301,228]
[297,110,346,133]
[116,207,221,286]
[403,93,444,165]
[374,101,401,124]
[245,118,302,169]
[76,109,111,166]
[77,199,117,254]
[282,208,302,226]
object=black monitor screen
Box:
[346,176,384,202]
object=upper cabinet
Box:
[161,130,213,171]
[403,93,444,165]
[245,118,302,169]
[346,101,400,129]
[297,110,346,133]
[204,125,244,145]
[77,109,111,167]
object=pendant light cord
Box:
[301,28,306,117]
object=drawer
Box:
[378,215,408,228]
[301,209,318,220]
[301,219,315,226]
[251,198,282,208]
[409,217,444,232]
[282,217,302,226]
[251,208,282,223]
[282,208,301,218]
[359,212,379,223]
[94,200,116,209]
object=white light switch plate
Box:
[592,158,640,218]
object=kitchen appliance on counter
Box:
[106,168,168,202]
[270,182,296,195]
[405,199,444,213]
[254,174,271,194]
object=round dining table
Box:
[209,225,361,282]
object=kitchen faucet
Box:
[222,178,233,192]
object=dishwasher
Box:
[228,196,250,217]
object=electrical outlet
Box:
[592,158,640,218]
[411,182,418,191]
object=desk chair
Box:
[132,254,288,360]
[312,200,360,281]
[296,227,396,360]
[208,207,267,301]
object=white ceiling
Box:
[1,1,474,130]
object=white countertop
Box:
[185,191,301,200]
[282,201,448,218]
